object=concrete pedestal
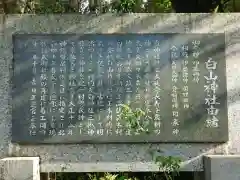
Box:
[0,157,40,180]
[0,155,239,180]
[204,155,240,180]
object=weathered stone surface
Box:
[0,14,240,172]
[204,155,240,180]
[0,14,3,35]
[0,157,40,180]
[121,13,192,33]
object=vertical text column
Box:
[171,45,179,136]
[58,40,67,136]
[77,40,86,135]
[29,41,38,136]
[87,40,96,136]
[96,40,104,136]
[115,40,124,136]
[153,40,161,135]
[39,41,48,136]
[204,57,219,128]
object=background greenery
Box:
[54,171,197,180]
[0,0,240,14]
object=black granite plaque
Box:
[12,33,228,144]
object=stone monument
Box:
[0,13,240,180]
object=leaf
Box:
[118,175,127,180]
[214,5,219,12]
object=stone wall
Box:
[0,13,239,172]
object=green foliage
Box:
[119,103,182,180]
[150,150,182,180]
[34,0,76,14]
[119,104,150,134]
[212,0,231,12]
[1,0,240,14]
[0,0,78,14]
[118,0,136,13]
[72,173,138,180]
[111,0,136,13]
[220,0,240,12]
[111,0,173,13]
[100,173,118,180]
[145,0,173,13]
[87,173,121,180]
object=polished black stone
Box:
[12,33,228,144]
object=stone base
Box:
[0,155,239,180]
[0,157,40,180]
[204,155,240,180]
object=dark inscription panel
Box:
[12,33,228,144]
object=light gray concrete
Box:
[204,155,240,180]
[0,13,240,172]
[0,157,40,180]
